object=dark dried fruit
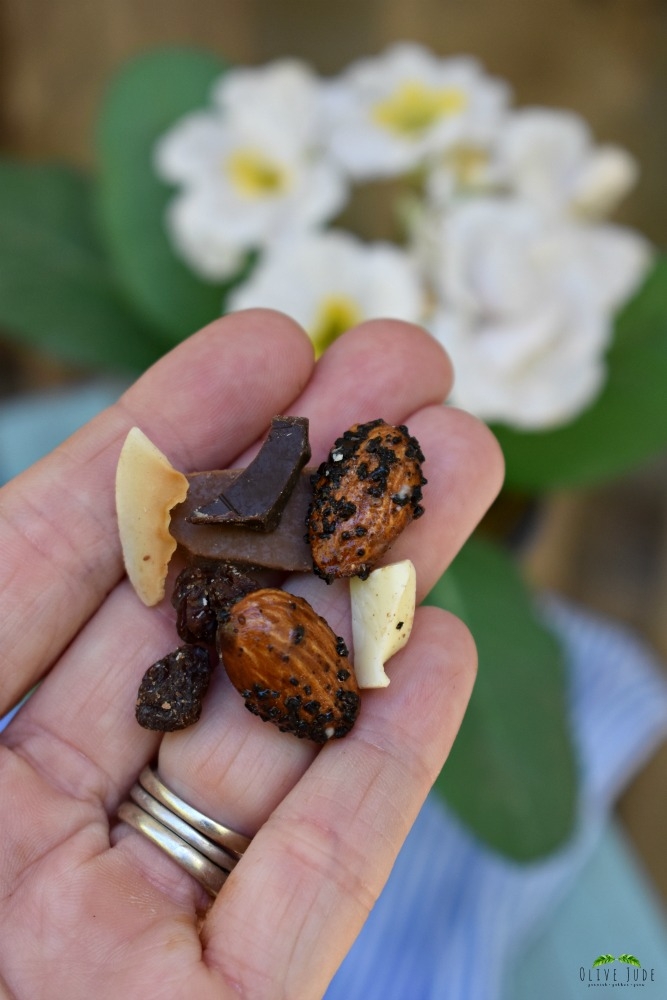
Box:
[307,419,426,583]
[136,645,212,731]
[218,588,360,742]
[172,561,258,644]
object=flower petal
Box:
[322,43,510,179]
[228,230,425,353]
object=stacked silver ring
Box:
[117,765,251,897]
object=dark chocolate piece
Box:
[135,645,212,731]
[171,469,315,572]
[190,416,310,531]
[172,562,259,644]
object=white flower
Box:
[154,60,347,280]
[227,230,425,356]
[164,188,247,282]
[425,141,503,208]
[211,59,327,150]
[432,306,610,430]
[495,107,639,218]
[425,196,652,429]
[322,42,510,179]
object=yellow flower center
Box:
[226,149,290,198]
[372,80,469,138]
[310,295,362,356]
[445,144,489,185]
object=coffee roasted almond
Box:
[218,588,360,742]
[307,419,426,583]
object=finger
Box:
[227,316,452,471]
[3,320,458,814]
[285,318,453,460]
[0,310,314,712]
[203,607,477,998]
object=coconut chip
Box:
[116,427,189,606]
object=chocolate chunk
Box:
[172,562,259,644]
[135,645,213,731]
[171,469,315,572]
[190,416,310,531]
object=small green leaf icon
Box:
[592,954,616,967]
[618,954,641,967]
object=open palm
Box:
[0,312,502,1000]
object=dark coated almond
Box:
[307,419,426,583]
[218,588,360,742]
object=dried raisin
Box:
[135,644,213,731]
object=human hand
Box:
[0,312,503,999]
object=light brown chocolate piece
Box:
[171,469,315,572]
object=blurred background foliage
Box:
[1,0,667,875]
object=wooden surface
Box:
[1,0,666,246]
[1,0,667,895]
[523,459,667,663]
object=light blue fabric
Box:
[325,598,667,1000]
[509,821,667,999]
[1,385,666,998]
[0,380,126,485]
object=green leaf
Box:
[95,47,245,343]
[425,534,577,860]
[592,955,616,967]
[493,256,667,492]
[619,954,641,967]
[0,160,163,372]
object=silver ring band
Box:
[129,784,238,872]
[117,801,228,897]
[138,766,251,861]
[117,766,251,898]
